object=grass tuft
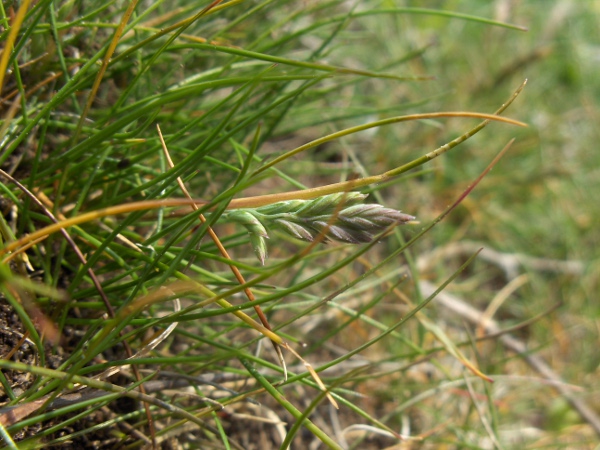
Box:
[0,1,597,448]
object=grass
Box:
[0,1,598,448]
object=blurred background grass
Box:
[356,0,600,444]
[289,0,600,445]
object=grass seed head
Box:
[229,193,415,263]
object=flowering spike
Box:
[224,193,414,264]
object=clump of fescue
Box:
[226,192,415,264]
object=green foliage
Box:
[0,1,597,448]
